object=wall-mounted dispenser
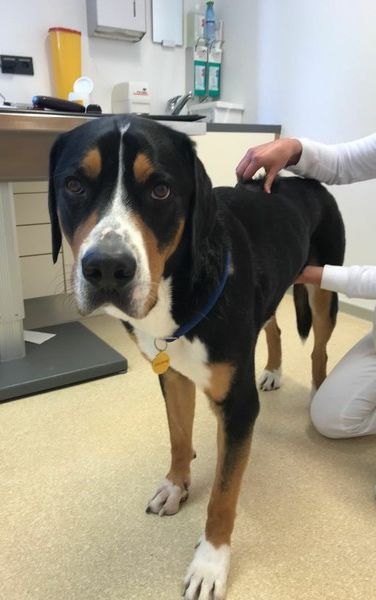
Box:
[186,2,224,99]
[111,81,151,114]
[186,45,208,97]
[86,0,146,42]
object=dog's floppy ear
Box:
[48,136,64,263]
[191,153,217,278]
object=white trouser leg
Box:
[311,330,376,438]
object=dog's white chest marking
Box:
[104,278,211,390]
[136,330,211,389]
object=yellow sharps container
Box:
[48,27,82,100]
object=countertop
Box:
[0,110,205,181]
[0,108,207,135]
[0,109,281,181]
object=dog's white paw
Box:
[183,537,231,600]
[146,478,189,516]
[259,368,282,391]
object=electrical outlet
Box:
[0,55,34,75]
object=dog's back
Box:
[214,176,345,331]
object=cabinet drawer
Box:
[14,193,50,225]
[20,255,64,299]
[13,181,48,193]
[17,224,51,256]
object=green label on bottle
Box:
[194,60,207,96]
[208,62,220,97]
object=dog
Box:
[48,115,345,600]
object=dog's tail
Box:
[293,183,345,341]
[293,284,312,340]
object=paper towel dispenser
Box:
[86,0,146,42]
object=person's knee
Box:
[311,386,376,439]
[310,387,350,439]
[310,401,342,438]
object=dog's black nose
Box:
[82,245,136,289]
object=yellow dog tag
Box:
[152,351,170,374]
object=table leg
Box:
[0,182,25,362]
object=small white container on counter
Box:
[111,81,151,114]
[189,100,244,123]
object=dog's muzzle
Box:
[81,239,137,292]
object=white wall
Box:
[0,0,196,113]
[214,0,259,122]
[218,0,376,312]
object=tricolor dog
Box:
[49,115,345,599]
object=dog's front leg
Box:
[184,376,258,600]
[146,368,196,516]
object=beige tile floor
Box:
[0,295,375,600]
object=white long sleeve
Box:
[288,134,376,184]
[322,265,376,299]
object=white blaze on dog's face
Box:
[73,124,152,317]
[49,117,196,319]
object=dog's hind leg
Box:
[260,314,282,391]
[146,368,196,516]
[184,368,258,600]
[307,285,337,393]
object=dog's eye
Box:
[65,178,85,195]
[151,184,170,200]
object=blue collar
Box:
[163,251,232,343]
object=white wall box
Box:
[86,0,146,42]
[152,0,183,47]
[189,101,244,124]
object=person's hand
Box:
[236,138,303,193]
[295,266,324,286]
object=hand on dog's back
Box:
[236,138,303,193]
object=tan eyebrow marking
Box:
[80,147,102,179]
[133,153,155,183]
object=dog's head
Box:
[49,115,215,319]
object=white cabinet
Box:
[17,224,52,256]
[86,0,146,42]
[193,130,276,187]
[13,181,65,300]
[14,192,50,225]
[20,255,64,300]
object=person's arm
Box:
[288,134,376,185]
[236,133,376,192]
[296,265,376,299]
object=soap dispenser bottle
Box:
[204,1,216,44]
